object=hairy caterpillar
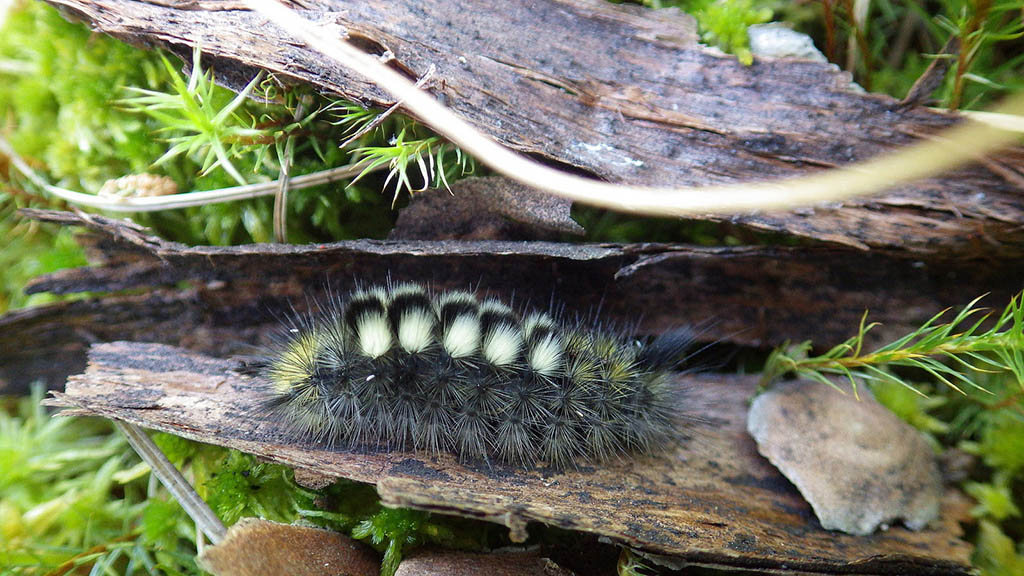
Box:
[259,283,696,469]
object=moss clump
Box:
[0,387,501,575]
[690,0,773,65]
[0,1,167,190]
[630,0,773,65]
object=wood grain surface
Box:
[5,208,1023,393]
[5,209,1023,393]
[42,0,1024,255]
[48,341,973,574]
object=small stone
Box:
[198,518,379,576]
[390,176,583,241]
[747,380,942,536]
[748,23,827,63]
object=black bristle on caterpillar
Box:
[258,283,696,469]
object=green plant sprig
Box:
[120,47,270,186]
[763,293,1024,396]
[628,1,772,65]
[121,45,474,210]
[349,128,474,204]
[931,0,1024,110]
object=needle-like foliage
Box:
[349,129,474,203]
[120,47,268,186]
[763,293,1024,397]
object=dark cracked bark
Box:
[42,0,1024,256]
[3,208,1023,392]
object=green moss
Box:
[0,218,87,312]
[965,473,1021,522]
[870,380,949,437]
[629,0,773,65]
[969,409,1024,475]
[0,387,151,572]
[354,508,434,576]
[691,0,773,65]
[0,1,167,189]
[974,520,1024,576]
[203,451,317,525]
[0,389,502,575]
[897,374,1024,576]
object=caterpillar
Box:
[258,283,696,469]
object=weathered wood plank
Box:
[44,0,1024,255]
[48,341,973,574]
[4,208,1022,392]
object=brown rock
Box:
[198,518,379,576]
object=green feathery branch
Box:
[763,293,1024,396]
[120,47,267,186]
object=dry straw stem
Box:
[114,421,228,544]
[0,135,375,212]
[272,94,309,243]
[954,110,1024,133]
[243,0,1024,217]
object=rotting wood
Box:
[42,0,1024,256]
[46,341,974,575]
[3,208,1023,392]
[389,177,584,241]
[394,549,573,576]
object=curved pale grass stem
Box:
[0,135,377,212]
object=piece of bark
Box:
[197,518,380,576]
[390,177,584,241]
[294,467,339,490]
[396,550,574,576]
[900,36,960,108]
[47,341,973,575]
[747,380,942,536]
[4,208,1024,392]
[44,0,1024,256]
